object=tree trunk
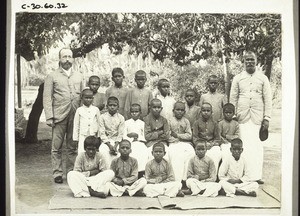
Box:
[23,83,44,143]
[17,54,22,108]
[223,55,230,102]
[264,55,273,80]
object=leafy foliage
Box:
[16,13,281,75]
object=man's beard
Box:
[61,61,72,70]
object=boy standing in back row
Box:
[105,68,128,117]
[199,75,227,122]
[124,70,153,120]
[88,75,106,113]
[154,78,176,121]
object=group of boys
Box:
[67,67,259,199]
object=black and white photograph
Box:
[7,0,297,215]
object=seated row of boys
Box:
[68,136,258,198]
[70,87,258,199]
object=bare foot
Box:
[88,187,107,198]
[176,190,185,197]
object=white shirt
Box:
[62,68,72,77]
[155,93,176,120]
[218,155,253,182]
[73,105,101,140]
[123,118,146,143]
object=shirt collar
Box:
[61,67,72,77]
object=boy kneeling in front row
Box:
[67,136,114,198]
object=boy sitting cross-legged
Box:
[143,142,184,198]
[218,138,259,197]
[67,136,115,198]
[108,139,147,197]
[186,141,221,197]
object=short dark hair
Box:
[152,142,165,151]
[208,74,218,80]
[201,102,212,110]
[120,139,131,147]
[185,89,196,95]
[81,88,93,97]
[173,101,185,109]
[158,78,169,88]
[88,75,100,84]
[194,141,207,149]
[230,138,243,147]
[107,96,119,105]
[135,70,146,77]
[112,67,124,76]
[150,98,162,107]
[223,103,235,113]
[130,103,141,112]
[84,136,101,149]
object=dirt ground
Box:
[12,109,282,214]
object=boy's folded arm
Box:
[89,169,100,176]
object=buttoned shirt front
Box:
[144,113,170,147]
[73,152,107,177]
[110,157,138,185]
[192,117,220,144]
[145,159,175,183]
[155,93,176,120]
[184,103,201,128]
[218,119,240,143]
[168,116,192,143]
[99,112,125,143]
[218,155,252,182]
[124,87,153,119]
[187,155,217,182]
[105,85,128,116]
[199,91,227,122]
[73,105,101,141]
[43,67,84,123]
[92,92,106,112]
[230,70,272,125]
[123,118,146,143]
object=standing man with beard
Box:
[43,48,84,183]
[230,51,272,184]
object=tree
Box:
[15,13,281,143]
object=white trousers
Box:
[186,178,221,197]
[67,170,114,197]
[130,141,149,171]
[219,180,259,197]
[220,143,231,161]
[239,121,263,180]
[108,177,147,197]
[168,142,195,181]
[143,181,182,198]
[99,140,119,168]
[206,146,222,171]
